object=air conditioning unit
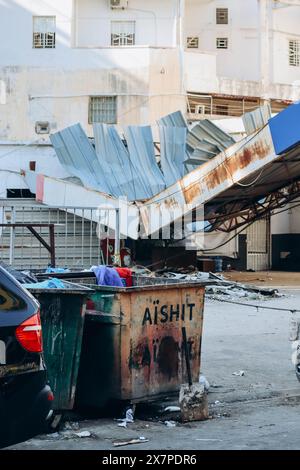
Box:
[110,0,128,9]
[35,121,50,134]
[194,105,206,115]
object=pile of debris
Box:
[150,269,279,301]
[2,261,280,301]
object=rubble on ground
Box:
[142,269,280,301]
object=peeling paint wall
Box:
[0,0,189,142]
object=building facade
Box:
[1,0,300,269]
[185,0,300,119]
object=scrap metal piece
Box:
[242,104,271,135]
[124,125,166,198]
[50,123,113,194]
[159,125,187,185]
[93,124,145,200]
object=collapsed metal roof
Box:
[158,110,235,167]
[140,103,300,235]
[31,103,300,239]
[50,112,235,201]
[186,119,235,165]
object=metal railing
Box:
[0,202,120,270]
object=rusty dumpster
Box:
[75,279,205,409]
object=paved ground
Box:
[223,270,300,287]
[9,288,300,450]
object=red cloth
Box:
[115,267,133,287]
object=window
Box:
[0,284,25,312]
[216,8,228,24]
[111,21,135,46]
[216,37,228,49]
[33,16,56,48]
[7,189,35,198]
[89,96,117,124]
[215,104,229,116]
[289,40,300,66]
[187,37,199,49]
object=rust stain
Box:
[157,336,179,380]
[129,339,151,370]
[180,179,202,205]
[204,140,271,191]
[122,286,204,399]
[163,197,181,210]
[239,148,253,169]
[205,165,228,191]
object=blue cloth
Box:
[24,278,66,289]
[46,267,70,274]
[91,265,123,287]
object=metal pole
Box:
[9,207,16,266]
[49,224,56,267]
[114,208,121,266]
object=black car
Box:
[0,266,53,448]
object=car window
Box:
[0,284,26,311]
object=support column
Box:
[258,0,271,101]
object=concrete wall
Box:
[272,5,300,85]
[2,0,300,145]
[185,0,260,81]
[185,50,218,93]
[0,0,190,142]
[0,144,69,197]
[75,0,177,48]
[185,0,300,99]
[0,47,186,141]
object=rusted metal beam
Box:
[49,224,56,268]
[206,179,300,232]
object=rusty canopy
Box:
[140,105,300,235]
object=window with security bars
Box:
[216,8,228,24]
[289,40,300,66]
[89,96,117,124]
[33,16,56,48]
[216,37,228,49]
[187,37,199,49]
[111,21,135,46]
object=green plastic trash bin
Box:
[26,285,92,410]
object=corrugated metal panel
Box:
[186,120,235,165]
[242,104,271,136]
[93,123,145,200]
[51,123,167,201]
[159,126,187,186]
[159,110,188,128]
[50,123,112,194]
[124,126,166,199]
[159,111,235,168]
[158,111,190,174]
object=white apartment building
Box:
[2,1,299,144]
[186,0,300,118]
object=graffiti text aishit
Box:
[142,301,196,325]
